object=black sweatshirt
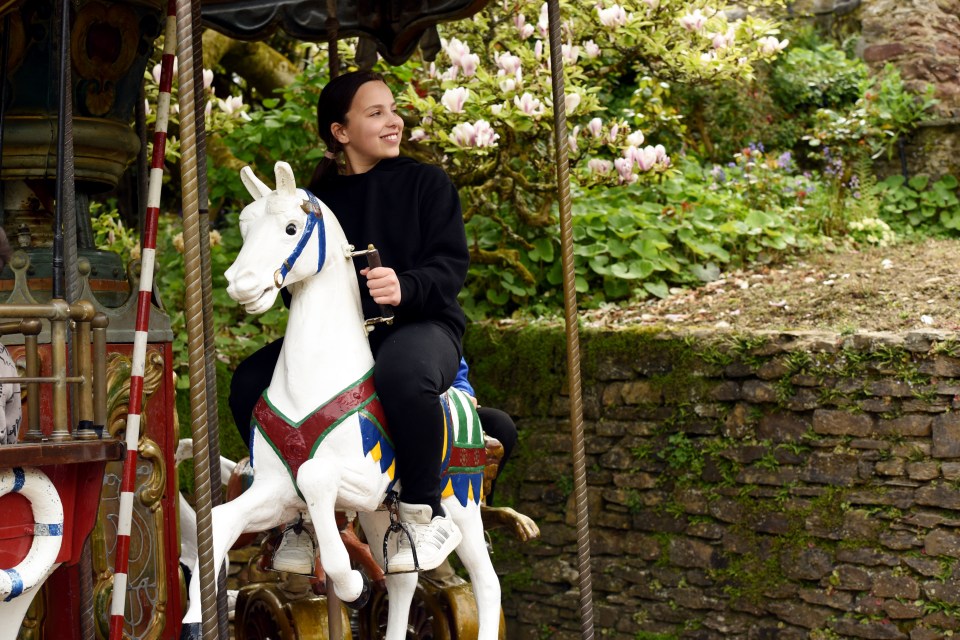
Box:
[308,156,469,349]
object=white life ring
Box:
[0,467,63,601]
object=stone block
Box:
[667,537,717,569]
[866,379,918,398]
[813,409,874,437]
[741,379,779,403]
[836,547,899,567]
[799,587,854,610]
[932,412,960,458]
[860,397,897,412]
[875,458,905,476]
[883,599,923,620]
[901,399,951,413]
[875,414,932,437]
[765,600,831,629]
[872,571,920,599]
[924,529,960,558]
[918,355,960,377]
[757,359,791,380]
[722,402,753,439]
[782,547,833,581]
[710,380,740,401]
[802,452,860,486]
[942,461,960,480]
[906,461,940,481]
[621,380,661,405]
[828,618,909,639]
[879,530,921,551]
[758,412,811,442]
[830,564,874,591]
[787,388,820,411]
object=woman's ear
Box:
[331,123,349,145]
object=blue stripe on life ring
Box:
[4,569,23,601]
[12,467,24,493]
[34,523,64,537]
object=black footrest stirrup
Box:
[382,491,419,574]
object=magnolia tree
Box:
[390,0,788,303]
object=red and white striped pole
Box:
[108,1,176,637]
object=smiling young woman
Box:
[229,70,471,574]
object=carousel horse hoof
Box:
[179,622,201,640]
[344,572,371,611]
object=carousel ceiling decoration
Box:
[201,0,490,65]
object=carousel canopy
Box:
[201,0,490,65]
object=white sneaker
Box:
[271,527,316,575]
[388,502,462,573]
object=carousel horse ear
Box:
[275,161,297,198]
[240,166,271,201]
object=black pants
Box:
[229,322,460,515]
[476,406,516,506]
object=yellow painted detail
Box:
[370,441,382,463]
[468,481,475,503]
[442,479,454,499]
[387,459,396,481]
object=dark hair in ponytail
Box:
[309,70,386,188]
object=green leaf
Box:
[643,280,670,298]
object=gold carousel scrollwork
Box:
[92,349,168,640]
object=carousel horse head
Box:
[225,161,343,314]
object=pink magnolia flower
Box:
[587,117,604,138]
[583,40,601,58]
[614,157,636,184]
[450,120,499,148]
[562,43,580,64]
[218,95,245,117]
[461,53,480,77]
[152,57,178,85]
[679,9,707,32]
[499,77,517,93]
[514,92,544,116]
[627,131,645,147]
[588,158,612,174]
[496,52,522,76]
[534,40,544,59]
[712,27,736,50]
[537,3,549,39]
[608,123,620,144]
[565,92,581,115]
[441,87,470,113]
[643,0,659,9]
[444,38,471,66]
[597,5,628,28]
[441,66,460,82]
[202,68,214,90]
[568,126,581,153]
[758,36,789,55]
[635,146,659,171]
[515,14,535,40]
[473,120,500,148]
[409,128,428,142]
[490,103,505,117]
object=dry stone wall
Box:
[464,325,960,639]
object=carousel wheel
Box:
[234,584,296,640]
[358,583,452,640]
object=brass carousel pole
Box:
[545,0,595,637]
[176,0,221,637]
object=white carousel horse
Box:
[0,344,21,445]
[181,161,500,639]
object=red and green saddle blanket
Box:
[251,370,486,506]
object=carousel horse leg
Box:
[181,479,296,631]
[448,501,501,640]
[358,511,420,640]
[297,460,368,607]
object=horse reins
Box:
[274,190,327,288]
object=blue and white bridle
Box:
[273,190,327,289]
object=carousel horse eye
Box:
[285,223,298,236]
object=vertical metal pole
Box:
[53,0,69,300]
[0,14,11,225]
[326,0,339,79]
[176,0,220,637]
[545,1,594,638]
